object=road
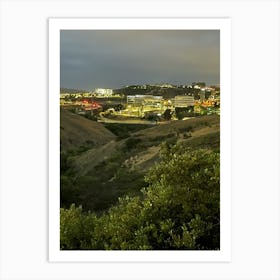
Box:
[98,112,157,125]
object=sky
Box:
[60,30,220,90]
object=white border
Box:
[1,0,279,279]
[49,18,231,262]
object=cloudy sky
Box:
[60,30,220,90]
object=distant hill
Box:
[114,86,201,99]
[60,109,116,151]
[60,88,88,94]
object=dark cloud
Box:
[60,30,219,89]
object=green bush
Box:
[60,205,97,249]
[60,145,220,250]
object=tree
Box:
[60,204,97,249]
[163,109,172,120]
[60,144,220,250]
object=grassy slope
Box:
[60,109,116,151]
[72,115,219,172]
[61,115,220,212]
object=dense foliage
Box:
[60,144,220,250]
[60,148,146,212]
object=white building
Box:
[154,83,175,88]
[174,95,194,107]
[127,95,163,106]
[95,88,113,96]
[199,90,206,101]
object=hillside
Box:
[113,86,201,99]
[133,114,219,139]
[60,88,87,94]
[60,109,116,151]
[61,115,220,211]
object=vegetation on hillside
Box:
[60,145,220,250]
[103,123,151,140]
[60,114,220,250]
[60,116,220,213]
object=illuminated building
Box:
[174,95,194,107]
[199,90,206,101]
[127,95,163,106]
[95,88,113,96]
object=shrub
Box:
[60,204,97,249]
[60,145,220,250]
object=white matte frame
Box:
[0,0,279,279]
[49,18,231,262]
